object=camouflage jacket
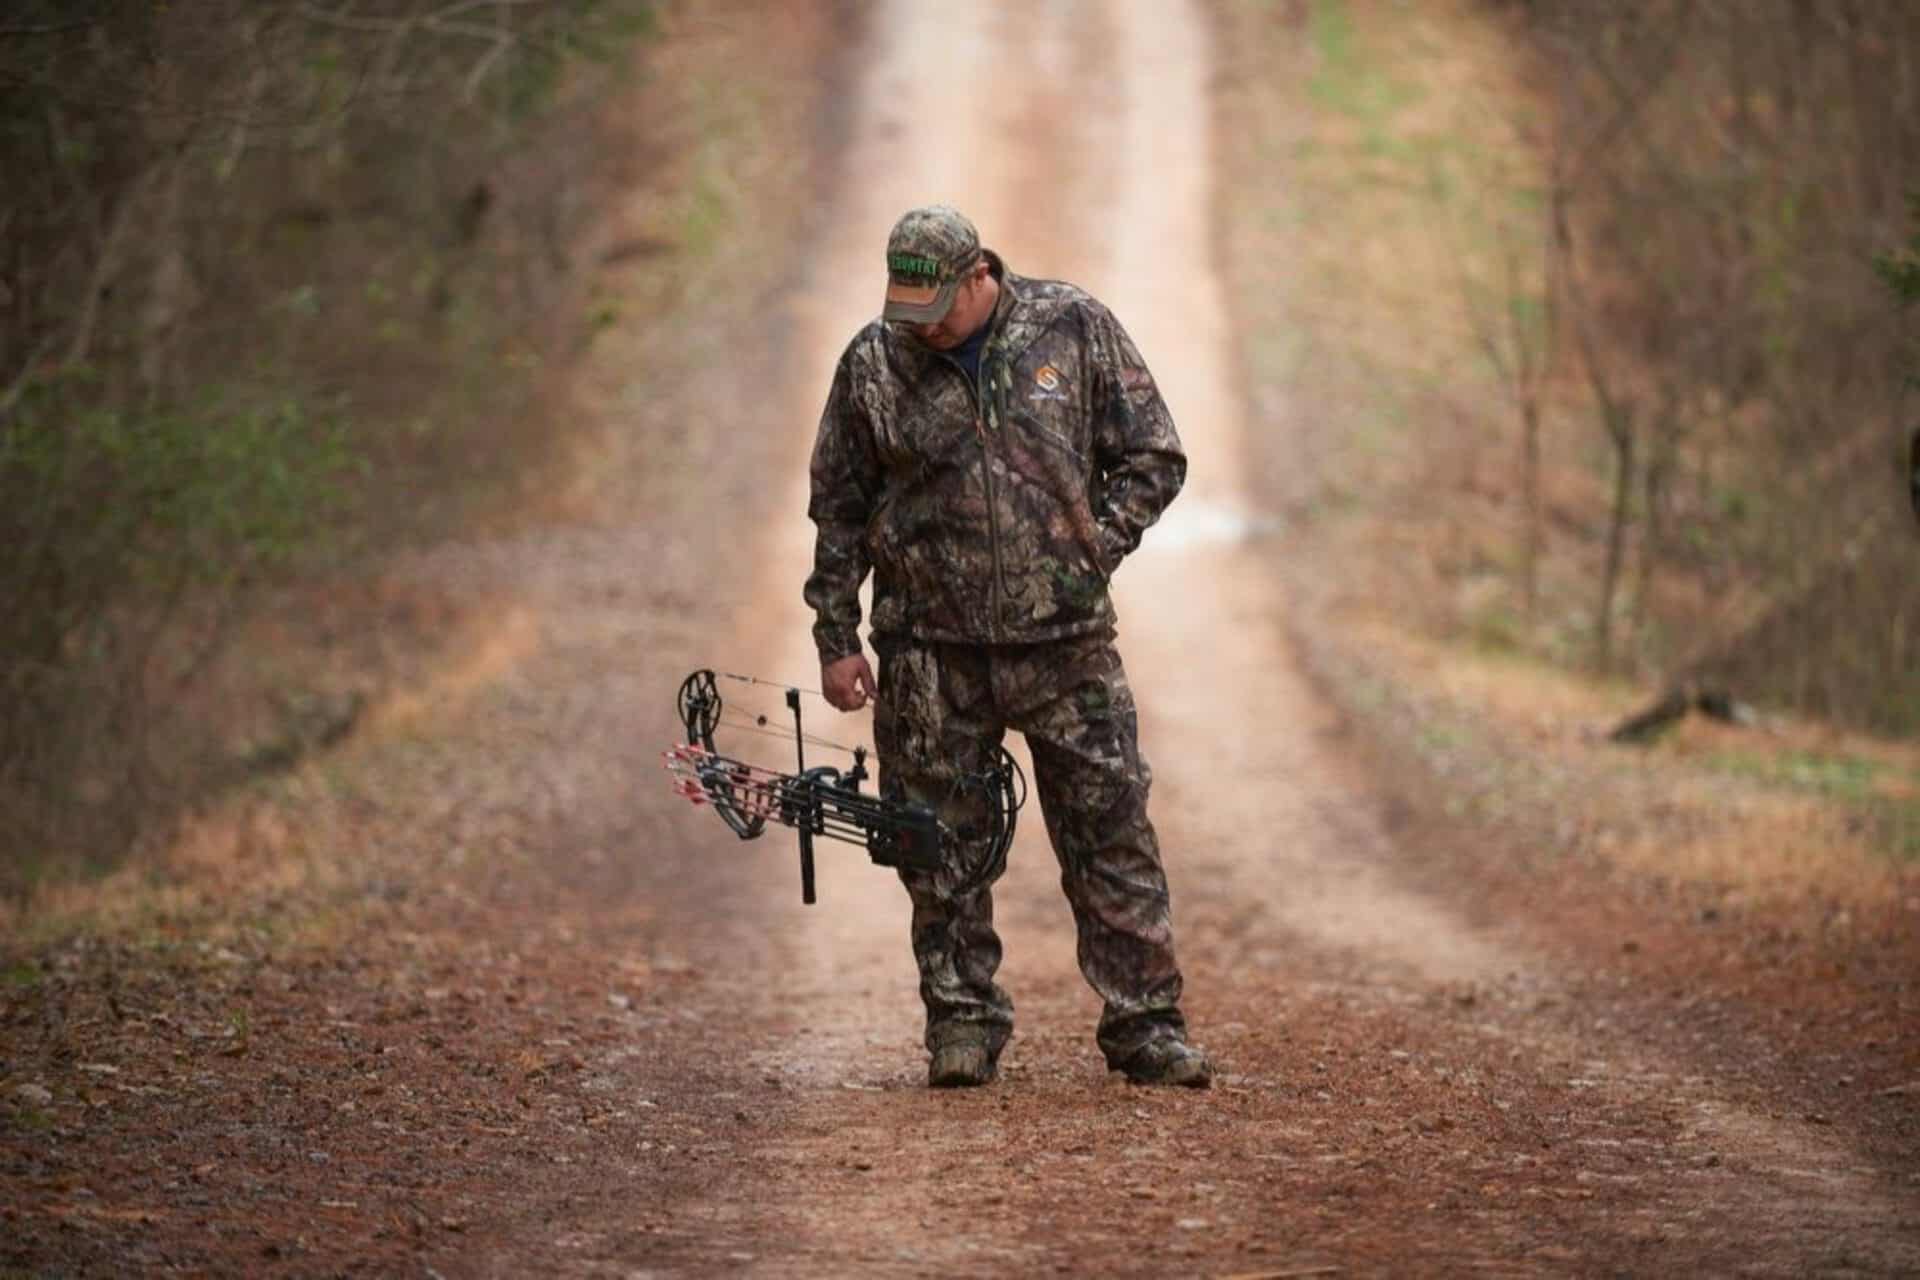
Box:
[805,253,1186,661]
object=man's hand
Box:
[822,652,877,711]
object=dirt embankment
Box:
[4,2,1917,1277]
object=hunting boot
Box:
[1119,1038,1213,1089]
[928,1042,997,1088]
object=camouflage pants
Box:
[872,630,1188,1069]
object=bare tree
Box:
[1522,0,1919,726]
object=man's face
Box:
[909,259,993,350]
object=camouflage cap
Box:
[883,205,981,324]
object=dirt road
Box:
[582,3,1916,1272]
[6,2,1917,1275]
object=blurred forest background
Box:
[1495,0,1918,730]
[2,0,656,882]
[1227,0,1917,730]
[3,0,1917,890]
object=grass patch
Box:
[1709,748,1883,801]
[1239,0,1552,520]
[5,1106,55,1135]
[1306,0,1425,127]
[1708,748,1920,863]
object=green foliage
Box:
[5,1105,54,1135]
[1307,0,1422,124]
[2,374,352,600]
[1874,194,1920,308]
[1304,0,1441,194]
[1876,193,1920,388]
[502,0,658,117]
[1469,602,1526,655]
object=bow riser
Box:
[663,743,944,873]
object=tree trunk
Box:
[1595,403,1634,672]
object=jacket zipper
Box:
[936,347,1005,642]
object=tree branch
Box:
[0,20,103,39]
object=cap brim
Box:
[884,277,960,324]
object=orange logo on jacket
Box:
[1031,365,1069,403]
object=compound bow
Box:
[662,669,1025,904]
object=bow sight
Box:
[662,669,1024,904]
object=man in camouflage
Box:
[805,205,1210,1089]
